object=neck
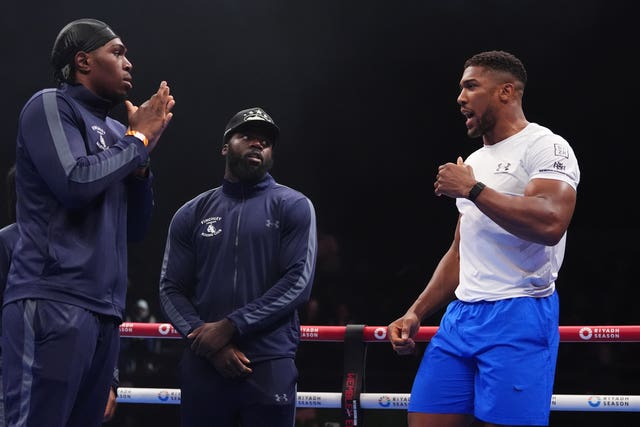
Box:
[483,109,528,145]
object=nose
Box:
[249,138,267,149]
[123,56,132,71]
[243,134,269,149]
[457,89,466,106]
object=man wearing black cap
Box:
[2,18,175,427]
[159,107,318,426]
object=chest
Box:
[193,194,284,250]
[469,145,531,196]
[76,108,123,155]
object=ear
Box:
[74,51,91,74]
[499,82,514,101]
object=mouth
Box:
[461,109,474,128]
[245,151,263,165]
[123,77,133,90]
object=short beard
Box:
[468,108,497,139]
[227,151,274,183]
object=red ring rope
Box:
[119,323,640,342]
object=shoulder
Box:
[272,183,315,212]
[0,223,19,249]
[20,88,79,122]
[526,123,571,147]
[20,88,58,114]
[524,123,577,161]
[24,88,58,103]
[173,187,221,217]
[272,182,312,203]
[524,123,580,185]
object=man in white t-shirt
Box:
[388,50,580,427]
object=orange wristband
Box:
[125,128,149,147]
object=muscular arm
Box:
[388,217,461,354]
[406,218,461,320]
[436,157,577,246]
[471,178,576,246]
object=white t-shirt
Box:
[455,123,580,302]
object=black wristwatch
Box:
[467,181,486,202]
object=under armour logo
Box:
[495,162,511,173]
[274,393,288,403]
[265,219,280,229]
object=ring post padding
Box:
[342,324,367,426]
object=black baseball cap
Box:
[222,107,280,145]
[51,18,119,83]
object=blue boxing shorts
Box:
[408,292,559,426]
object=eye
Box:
[114,47,127,57]
[237,133,271,146]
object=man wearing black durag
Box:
[2,18,175,427]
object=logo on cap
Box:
[242,108,274,124]
[223,107,279,144]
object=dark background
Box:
[1,1,638,426]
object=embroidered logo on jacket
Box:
[92,125,108,151]
[201,217,222,237]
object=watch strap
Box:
[468,181,486,202]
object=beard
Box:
[467,107,497,139]
[227,149,274,183]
